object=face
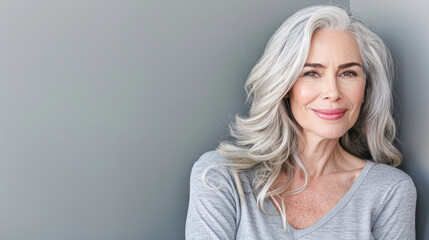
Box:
[287,28,366,140]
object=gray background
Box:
[0,0,427,239]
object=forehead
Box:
[306,28,362,64]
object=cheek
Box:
[289,84,319,125]
[344,82,366,121]
[289,83,319,108]
[346,82,366,105]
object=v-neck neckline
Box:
[265,160,375,238]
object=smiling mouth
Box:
[312,108,347,120]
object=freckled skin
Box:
[275,29,367,230]
[280,167,360,229]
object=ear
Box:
[284,93,289,99]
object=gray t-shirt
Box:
[186,151,417,239]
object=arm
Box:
[372,177,417,240]
[185,152,239,240]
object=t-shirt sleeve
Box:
[185,152,239,240]
[372,176,417,240]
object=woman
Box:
[186,5,416,239]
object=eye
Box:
[303,71,320,78]
[339,71,357,78]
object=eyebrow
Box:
[303,62,362,69]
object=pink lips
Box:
[312,108,347,120]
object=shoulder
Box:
[363,161,417,203]
[366,161,415,187]
[191,151,235,180]
[364,162,417,237]
[190,150,257,195]
[193,150,234,169]
[190,151,237,192]
[186,151,240,239]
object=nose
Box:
[322,74,342,101]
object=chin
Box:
[313,128,349,140]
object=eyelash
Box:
[303,71,320,78]
[303,71,357,78]
[340,71,357,78]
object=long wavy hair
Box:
[214,4,401,232]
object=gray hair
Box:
[214,4,401,232]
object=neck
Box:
[297,133,346,178]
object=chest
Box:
[273,173,358,230]
[284,190,343,229]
